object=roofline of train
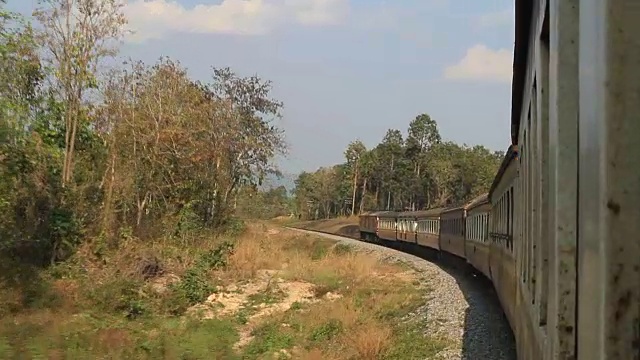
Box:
[488,144,519,200]
[510,0,534,145]
[359,192,490,219]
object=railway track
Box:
[287,226,517,360]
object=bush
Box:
[165,242,235,314]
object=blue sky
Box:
[7,0,515,174]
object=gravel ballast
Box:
[289,228,517,360]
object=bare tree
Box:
[34,0,126,187]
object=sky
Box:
[7,0,515,175]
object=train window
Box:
[507,191,511,249]
[466,218,468,239]
[484,214,488,242]
[474,216,478,241]
[472,216,476,241]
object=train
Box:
[359,0,640,359]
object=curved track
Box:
[288,227,517,360]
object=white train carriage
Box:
[509,0,640,358]
[464,194,492,279]
[376,211,398,242]
[488,146,519,349]
[415,208,444,250]
[440,206,466,259]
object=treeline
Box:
[293,114,504,219]
[235,185,292,220]
[0,1,286,266]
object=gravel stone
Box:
[289,228,517,360]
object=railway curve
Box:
[288,227,517,360]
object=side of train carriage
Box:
[352,143,540,360]
[360,0,640,358]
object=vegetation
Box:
[293,114,504,219]
[0,221,449,359]
[0,2,452,358]
[0,0,286,267]
[235,185,293,221]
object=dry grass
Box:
[0,220,447,359]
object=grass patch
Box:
[383,323,452,359]
[1,220,450,359]
[243,322,295,358]
[0,315,239,359]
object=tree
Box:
[358,149,376,213]
[293,113,503,216]
[377,129,405,210]
[406,113,441,209]
[344,140,366,215]
[1,1,291,266]
[34,0,127,187]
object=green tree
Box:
[376,129,405,210]
[293,114,502,216]
[406,113,441,209]
[344,140,367,215]
[34,0,127,187]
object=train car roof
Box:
[465,193,489,210]
[396,207,445,218]
[488,144,519,199]
[358,211,373,217]
[369,210,398,217]
[511,0,534,145]
[441,205,466,214]
[413,208,446,217]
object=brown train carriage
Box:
[464,194,491,278]
[375,211,397,242]
[396,211,417,243]
[358,211,380,241]
[440,206,466,259]
[488,146,517,345]
[415,208,444,250]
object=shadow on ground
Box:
[400,243,518,360]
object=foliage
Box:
[0,2,287,265]
[235,185,292,220]
[293,113,502,219]
[169,242,234,313]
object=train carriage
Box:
[396,211,418,243]
[354,0,640,357]
[358,210,394,242]
[358,211,377,241]
[415,208,443,250]
[375,211,398,242]
[464,194,491,278]
[488,146,518,341]
[439,206,466,259]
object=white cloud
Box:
[123,0,350,42]
[443,44,513,83]
[476,8,514,28]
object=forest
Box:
[0,0,503,265]
[293,114,504,219]
[0,1,509,357]
[0,0,286,267]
